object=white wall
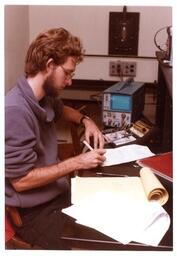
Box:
[5,5,172,90]
[5,5,29,92]
[29,5,172,83]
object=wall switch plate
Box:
[122,61,137,76]
[109,61,117,76]
[116,61,122,76]
[109,60,136,77]
[109,60,123,76]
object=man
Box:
[5,27,106,249]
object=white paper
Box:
[132,202,171,246]
[71,176,147,205]
[102,144,155,166]
[64,145,170,247]
[62,192,170,246]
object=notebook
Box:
[137,152,172,182]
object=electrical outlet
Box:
[122,61,137,76]
[116,61,122,76]
[109,61,117,76]
[109,60,136,77]
[109,61,122,76]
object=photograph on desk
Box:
[63,167,170,246]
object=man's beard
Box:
[43,73,60,98]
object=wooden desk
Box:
[61,162,173,250]
[155,52,172,152]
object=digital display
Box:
[111,94,131,111]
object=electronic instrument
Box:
[102,79,145,128]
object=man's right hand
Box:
[74,149,106,170]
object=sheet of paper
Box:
[102,144,155,166]
[62,192,170,246]
[133,206,170,246]
[71,176,147,205]
[71,168,169,206]
[67,172,170,246]
[140,167,169,205]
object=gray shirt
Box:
[5,76,69,208]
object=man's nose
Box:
[66,78,72,87]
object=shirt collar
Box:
[17,76,55,122]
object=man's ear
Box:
[46,58,55,73]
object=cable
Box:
[154,26,171,52]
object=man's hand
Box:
[74,149,106,170]
[82,118,105,149]
[62,105,105,148]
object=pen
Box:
[96,172,128,177]
[83,140,94,151]
[103,134,110,143]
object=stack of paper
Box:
[62,173,170,246]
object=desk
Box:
[155,51,172,152]
[61,162,173,250]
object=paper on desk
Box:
[133,205,170,246]
[102,144,154,166]
[71,176,147,205]
[62,192,170,246]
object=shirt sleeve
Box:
[5,106,37,179]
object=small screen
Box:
[111,94,131,111]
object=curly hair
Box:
[25,28,85,76]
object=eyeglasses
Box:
[60,65,75,79]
